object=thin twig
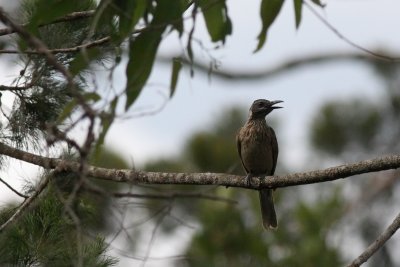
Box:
[0,177,28,198]
[0,10,95,37]
[0,175,49,232]
[347,212,400,267]
[304,0,400,62]
[0,83,33,91]
[141,204,171,267]
[85,183,237,204]
[112,192,237,204]
[157,51,400,82]
[0,36,111,55]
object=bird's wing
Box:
[269,127,279,175]
[236,131,249,173]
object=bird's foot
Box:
[245,173,254,187]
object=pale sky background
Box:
[106,0,399,169]
[0,0,399,266]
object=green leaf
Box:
[22,0,95,50]
[293,0,302,29]
[83,92,101,102]
[124,0,188,109]
[115,0,147,42]
[57,92,100,123]
[94,0,148,44]
[255,0,284,52]
[125,31,162,110]
[118,0,146,31]
[187,38,194,62]
[167,0,188,36]
[151,0,187,35]
[311,0,326,7]
[69,48,102,76]
[27,0,82,27]
[94,97,118,158]
[170,58,182,98]
[57,100,78,123]
[196,0,232,43]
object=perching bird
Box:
[237,99,283,229]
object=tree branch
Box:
[0,177,28,198]
[0,36,111,55]
[0,175,49,233]
[158,51,400,82]
[0,141,399,189]
[347,212,400,267]
[0,10,95,37]
[303,1,400,62]
[0,83,33,91]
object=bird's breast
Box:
[239,121,274,175]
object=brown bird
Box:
[237,99,283,229]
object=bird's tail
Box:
[259,189,277,229]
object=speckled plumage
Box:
[237,99,281,229]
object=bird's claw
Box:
[245,173,253,187]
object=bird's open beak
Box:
[270,100,283,109]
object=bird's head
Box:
[249,99,283,119]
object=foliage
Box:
[311,100,382,156]
[0,148,128,266]
[0,183,117,266]
[0,0,396,266]
[144,108,344,266]
[10,0,324,117]
[181,190,343,267]
[309,62,400,265]
[0,0,326,151]
[8,0,112,148]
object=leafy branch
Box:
[0,10,95,37]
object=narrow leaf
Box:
[83,92,101,102]
[187,37,194,62]
[255,0,284,52]
[124,0,188,109]
[294,0,302,29]
[57,92,101,123]
[167,0,188,36]
[28,0,83,27]
[69,48,102,76]
[57,99,77,123]
[311,0,326,7]
[125,31,162,110]
[116,0,147,41]
[170,58,182,98]
[196,0,232,43]
[94,97,118,158]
